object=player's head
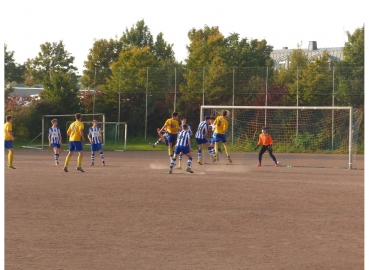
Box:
[205,116,211,123]
[51,119,58,126]
[6,115,12,122]
[92,120,98,126]
[262,127,267,133]
[75,113,82,120]
[172,112,179,119]
[210,116,215,124]
[182,124,188,130]
[180,117,186,124]
[222,110,228,117]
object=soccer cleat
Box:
[55,161,59,165]
[274,163,279,167]
[76,167,85,173]
[198,161,203,165]
[102,161,105,166]
[90,162,94,166]
[227,156,232,163]
[256,164,261,167]
[168,169,172,174]
[8,164,16,169]
[218,147,222,154]
[186,167,194,173]
[63,166,68,172]
[149,142,156,148]
[212,156,217,162]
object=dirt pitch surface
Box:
[5,150,364,269]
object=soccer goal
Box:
[201,106,363,169]
[22,113,105,150]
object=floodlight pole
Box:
[118,68,121,123]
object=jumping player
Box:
[254,127,279,167]
[88,120,105,166]
[168,124,193,174]
[48,119,62,165]
[149,128,169,148]
[213,110,232,163]
[159,112,180,160]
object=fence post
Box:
[145,67,148,141]
[265,66,268,127]
[174,67,177,112]
[332,66,335,150]
[202,67,205,105]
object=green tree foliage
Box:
[41,71,80,113]
[4,44,25,97]
[335,26,364,108]
[24,41,77,86]
[81,38,122,88]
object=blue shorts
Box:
[214,133,227,143]
[4,140,13,149]
[167,133,177,144]
[69,141,83,152]
[174,145,190,155]
[164,139,169,146]
[90,143,102,152]
[196,138,208,145]
[209,138,216,144]
[51,143,60,148]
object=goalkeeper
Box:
[254,127,279,167]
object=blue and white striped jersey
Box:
[48,127,61,144]
[195,121,208,139]
[179,125,192,135]
[88,126,102,144]
[176,130,191,147]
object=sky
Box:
[2,0,366,74]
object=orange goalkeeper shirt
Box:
[257,133,273,146]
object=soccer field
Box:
[5,150,364,269]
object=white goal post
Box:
[200,106,362,169]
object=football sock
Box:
[100,151,104,161]
[64,156,71,167]
[77,156,82,167]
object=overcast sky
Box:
[2,0,366,74]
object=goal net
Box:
[201,106,363,169]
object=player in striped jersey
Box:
[88,120,105,166]
[159,112,180,160]
[213,110,232,163]
[149,127,169,148]
[168,124,193,174]
[48,119,62,165]
[195,116,216,165]
[177,117,193,169]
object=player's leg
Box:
[169,147,180,174]
[178,152,183,169]
[267,147,278,166]
[64,143,75,172]
[53,145,59,165]
[76,146,84,172]
[257,146,267,166]
[5,141,16,169]
[222,137,232,163]
[98,143,105,166]
[184,151,194,173]
[90,144,95,166]
[197,144,203,164]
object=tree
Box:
[41,71,80,113]
[4,44,25,96]
[81,38,123,89]
[24,41,78,86]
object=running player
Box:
[213,110,232,163]
[168,124,193,174]
[48,119,62,165]
[4,115,16,169]
[149,128,168,148]
[195,116,216,165]
[63,113,85,172]
[88,120,105,166]
[254,127,279,167]
[159,112,180,160]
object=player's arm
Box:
[59,130,62,145]
[67,126,71,136]
[7,128,15,141]
[48,131,51,146]
[159,124,167,133]
[255,134,262,150]
[80,127,85,142]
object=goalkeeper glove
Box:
[254,145,259,150]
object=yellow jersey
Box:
[164,118,179,134]
[4,122,13,141]
[213,116,228,134]
[67,120,84,141]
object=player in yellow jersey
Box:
[213,110,232,163]
[63,113,85,172]
[4,115,16,169]
[159,112,180,160]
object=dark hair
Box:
[6,115,12,121]
[51,119,58,124]
[210,116,215,120]
[205,116,211,120]
[180,117,186,121]
[75,113,82,120]
[172,112,178,117]
[222,110,227,116]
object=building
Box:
[270,41,344,69]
